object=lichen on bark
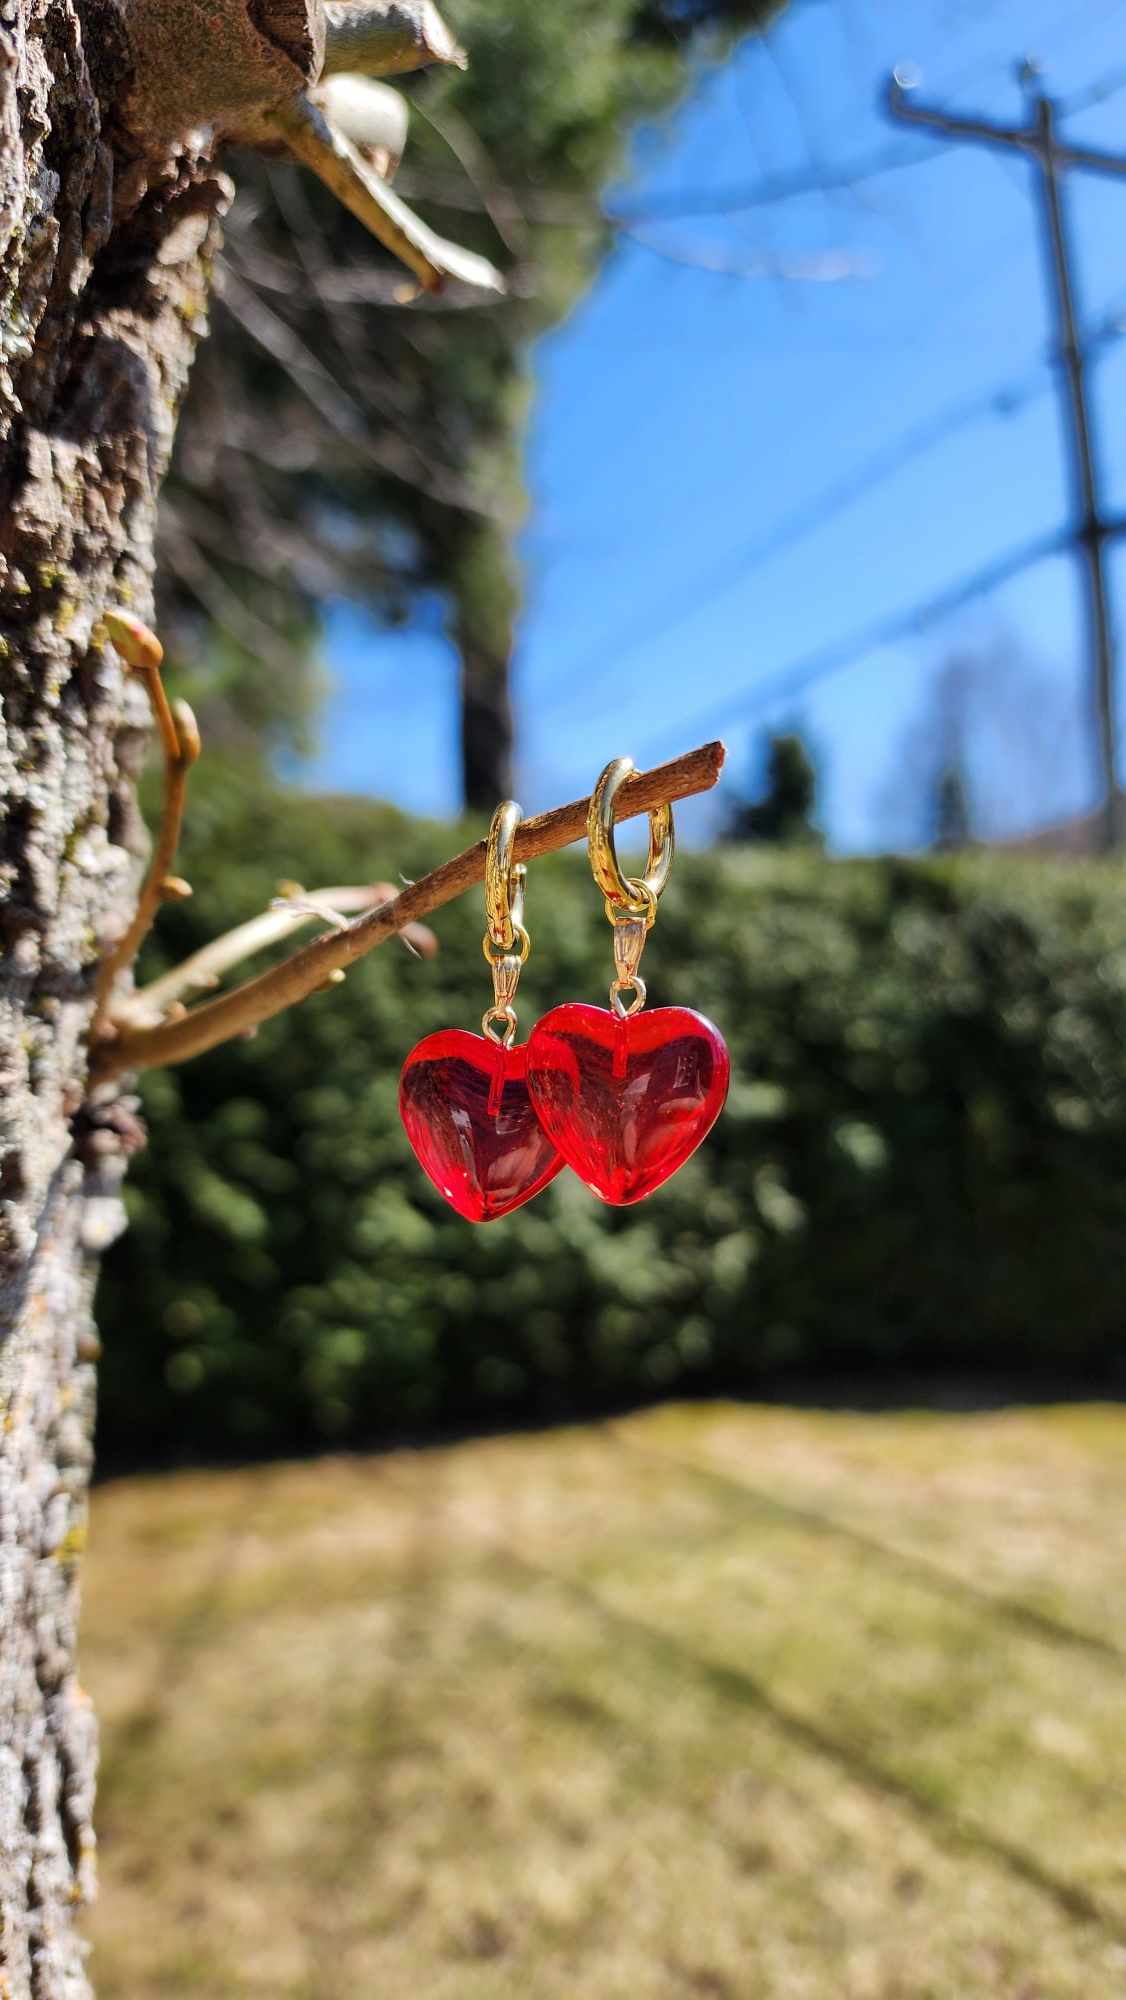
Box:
[0,4,229,1990]
[0,0,494,1985]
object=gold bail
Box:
[612,915,649,988]
[609,914,649,1018]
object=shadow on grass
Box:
[93,1374,1126,1484]
[94,1436,1124,1987]
[611,1430,1126,1672]
[745,1370,1126,1414]
[95,1473,285,1826]
[484,1540,1121,1945]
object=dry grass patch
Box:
[82,1402,1126,1998]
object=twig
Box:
[93,614,200,1030]
[217,267,505,514]
[271,94,504,297]
[158,511,310,669]
[408,94,529,261]
[321,1,466,80]
[618,226,879,282]
[118,884,437,1026]
[91,741,726,1082]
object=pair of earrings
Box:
[400,757,730,1223]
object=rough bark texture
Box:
[0,6,229,1990]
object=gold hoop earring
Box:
[399,799,563,1224]
[525,758,730,1207]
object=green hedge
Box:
[98,770,1126,1462]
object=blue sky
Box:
[306,0,1126,850]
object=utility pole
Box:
[888,65,1126,852]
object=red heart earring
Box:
[400,801,564,1223]
[526,758,729,1206]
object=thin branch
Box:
[93,614,201,1027]
[321,1,466,80]
[618,226,879,282]
[408,93,529,261]
[262,162,431,506]
[217,266,507,514]
[164,484,417,603]
[118,884,437,1026]
[388,142,935,229]
[271,93,504,297]
[158,510,311,668]
[253,160,418,429]
[258,261,530,308]
[391,166,595,225]
[91,741,726,1082]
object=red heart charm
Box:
[400,1030,564,1223]
[526,1003,729,1206]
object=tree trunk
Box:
[0,6,226,1989]
[459,624,515,811]
[450,518,518,812]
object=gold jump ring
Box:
[587,757,674,924]
[481,1003,519,1049]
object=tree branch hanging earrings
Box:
[526,758,730,1205]
[399,801,564,1222]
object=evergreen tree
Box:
[727,730,823,845]
[164,0,784,800]
[932,764,972,851]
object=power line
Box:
[635,528,1067,761]
[647,0,1120,229]
[889,72,1126,850]
[607,19,1126,234]
[628,82,1126,816]
[607,139,936,222]
[1061,65,1126,117]
[538,57,1126,807]
[396,142,941,230]
[536,303,1126,722]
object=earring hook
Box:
[482,799,530,1046]
[483,799,528,958]
[587,756,675,927]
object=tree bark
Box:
[0,6,226,1989]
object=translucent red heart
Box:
[525,1003,730,1206]
[400,1031,564,1223]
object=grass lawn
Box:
[82,1401,1126,1998]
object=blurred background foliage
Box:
[99,761,1126,1466]
[112,0,1126,1472]
[84,8,1126,1979]
[163,0,783,804]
